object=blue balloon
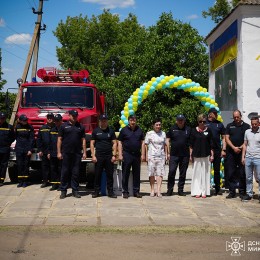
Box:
[129,110,134,115]
[121,115,126,121]
[124,120,128,125]
[210,104,215,108]
[205,102,211,107]
[140,85,145,91]
[128,103,133,109]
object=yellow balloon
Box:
[173,82,178,87]
[187,79,192,83]
[169,75,174,79]
[143,90,148,96]
[161,79,166,85]
[133,101,138,107]
[151,77,156,82]
[157,83,162,89]
[206,97,211,102]
[198,86,203,92]
[132,96,138,102]
[203,88,207,92]
[145,85,150,90]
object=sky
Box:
[0,0,218,92]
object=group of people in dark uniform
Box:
[0,108,259,202]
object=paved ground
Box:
[0,164,259,228]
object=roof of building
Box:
[205,0,260,41]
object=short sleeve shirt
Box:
[145,130,166,159]
[91,126,116,156]
[118,125,144,155]
[58,121,85,154]
[244,128,260,159]
[225,121,250,153]
[166,124,191,157]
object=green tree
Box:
[54,10,208,132]
[202,0,241,24]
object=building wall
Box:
[207,5,260,125]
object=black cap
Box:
[54,114,62,121]
[47,112,54,118]
[0,112,6,119]
[208,108,218,114]
[176,114,185,120]
[99,114,108,120]
[68,110,78,116]
[19,114,28,121]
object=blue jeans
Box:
[245,156,260,197]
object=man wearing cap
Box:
[225,110,250,199]
[166,114,191,196]
[15,114,34,187]
[118,115,145,199]
[206,107,226,195]
[0,112,15,186]
[47,114,63,191]
[37,113,55,188]
[57,110,86,199]
[90,114,117,198]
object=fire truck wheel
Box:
[8,165,18,183]
[86,162,95,189]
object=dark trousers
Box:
[41,154,51,183]
[167,156,189,192]
[94,155,113,194]
[122,151,141,194]
[0,152,10,182]
[212,150,221,191]
[60,153,81,192]
[226,152,246,195]
[16,152,30,183]
[50,157,62,185]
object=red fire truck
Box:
[8,67,105,183]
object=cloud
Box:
[186,14,199,20]
[81,0,135,9]
[5,34,32,45]
[0,17,5,27]
[2,67,13,72]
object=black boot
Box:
[60,191,67,199]
[72,191,81,198]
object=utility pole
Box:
[10,0,44,125]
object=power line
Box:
[1,48,26,62]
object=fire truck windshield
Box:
[21,86,94,109]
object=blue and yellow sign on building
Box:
[210,20,238,71]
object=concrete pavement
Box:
[0,164,259,228]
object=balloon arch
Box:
[119,74,224,188]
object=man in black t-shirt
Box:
[225,110,250,199]
[57,110,86,199]
[166,114,191,196]
[91,114,117,198]
[118,115,145,199]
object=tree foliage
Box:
[54,10,208,132]
[202,0,241,24]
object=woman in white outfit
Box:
[144,118,167,197]
[190,114,214,198]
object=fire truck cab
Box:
[8,67,105,183]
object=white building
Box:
[205,0,260,125]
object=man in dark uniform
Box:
[206,108,226,195]
[0,112,15,186]
[15,114,34,187]
[47,114,63,191]
[91,114,117,198]
[225,110,250,199]
[118,115,145,199]
[166,114,191,196]
[37,113,54,188]
[57,110,86,199]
